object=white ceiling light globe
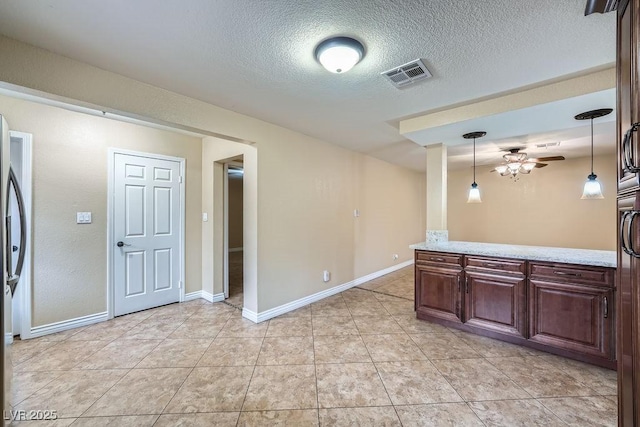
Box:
[315,37,365,74]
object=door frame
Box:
[9,131,33,340]
[106,148,186,319]
[223,160,243,300]
[223,163,229,299]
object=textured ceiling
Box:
[0,0,616,171]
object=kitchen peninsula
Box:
[411,240,616,368]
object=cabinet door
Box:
[464,272,526,338]
[529,279,612,359]
[618,0,640,192]
[415,264,463,324]
[618,193,640,425]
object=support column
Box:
[425,144,448,243]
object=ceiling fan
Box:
[491,148,565,180]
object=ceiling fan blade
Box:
[534,163,548,168]
[534,156,565,162]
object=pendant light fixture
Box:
[464,131,486,203]
[574,108,612,199]
[315,36,365,74]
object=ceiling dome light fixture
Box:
[315,36,365,74]
[574,108,613,200]
[464,131,486,203]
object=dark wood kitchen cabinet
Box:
[617,0,640,423]
[415,250,615,368]
[528,262,614,360]
[414,251,463,324]
[617,193,640,424]
[464,256,527,338]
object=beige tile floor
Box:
[8,266,617,426]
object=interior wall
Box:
[447,153,616,250]
[228,174,243,249]
[0,94,202,327]
[0,36,426,316]
[256,132,356,312]
[354,155,425,278]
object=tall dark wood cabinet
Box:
[617,0,640,424]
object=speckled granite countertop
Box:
[410,241,616,268]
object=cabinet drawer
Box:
[415,251,463,267]
[465,256,526,275]
[529,262,614,288]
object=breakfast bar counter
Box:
[412,240,617,368]
[410,241,616,268]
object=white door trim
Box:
[223,163,229,299]
[107,148,186,319]
[9,131,33,340]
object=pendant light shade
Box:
[581,174,604,199]
[315,37,365,74]
[468,182,482,203]
[464,131,486,203]
[574,108,612,200]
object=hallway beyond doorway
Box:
[227,250,243,308]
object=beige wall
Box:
[228,175,243,249]
[447,154,616,250]
[0,36,426,317]
[354,155,426,277]
[0,94,202,326]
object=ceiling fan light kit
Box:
[492,148,563,180]
[464,131,486,203]
[574,108,613,200]
[315,36,365,74]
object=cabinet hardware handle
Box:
[483,263,500,268]
[621,211,633,256]
[627,211,640,258]
[465,276,469,293]
[553,271,580,277]
[623,123,640,173]
[430,257,445,262]
[621,210,640,258]
[604,296,608,318]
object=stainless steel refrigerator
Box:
[1,115,27,424]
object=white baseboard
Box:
[184,290,225,303]
[183,291,201,302]
[28,311,108,339]
[242,259,414,323]
[228,247,243,253]
[5,332,13,345]
[242,308,259,323]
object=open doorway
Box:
[224,160,244,308]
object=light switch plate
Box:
[76,212,92,224]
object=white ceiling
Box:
[0,0,617,171]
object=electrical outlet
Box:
[393,254,399,260]
[323,270,331,282]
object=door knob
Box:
[117,241,131,247]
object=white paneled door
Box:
[113,152,182,316]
